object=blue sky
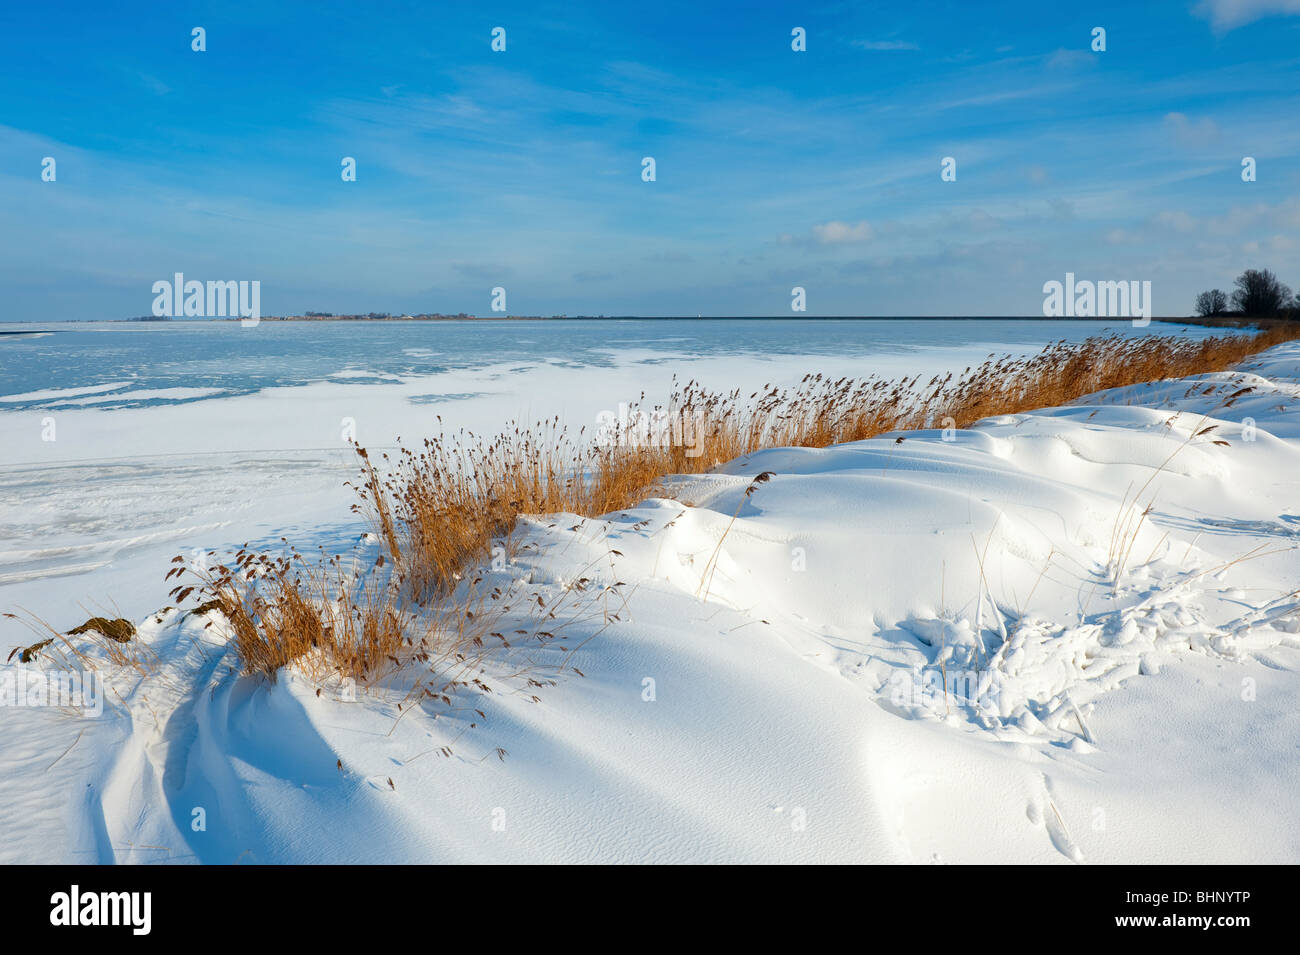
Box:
[1,0,1298,320]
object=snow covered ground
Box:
[2,341,1298,864]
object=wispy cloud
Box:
[134,72,170,96]
[1164,111,1222,149]
[852,39,920,51]
[1044,48,1096,70]
[1193,0,1300,31]
[812,220,875,244]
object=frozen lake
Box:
[0,318,1215,410]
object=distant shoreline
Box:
[2,315,1254,326]
[6,316,1293,332]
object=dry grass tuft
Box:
[164,536,628,723]
[4,608,156,676]
[66,616,136,642]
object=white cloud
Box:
[1154,210,1198,232]
[812,220,874,244]
[1277,197,1300,227]
[1194,0,1300,31]
[1148,198,1300,238]
[1163,111,1221,148]
[1045,48,1094,70]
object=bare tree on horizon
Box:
[1232,269,1293,317]
[1195,289,1228,317]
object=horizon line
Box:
[7,315,1223,325]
